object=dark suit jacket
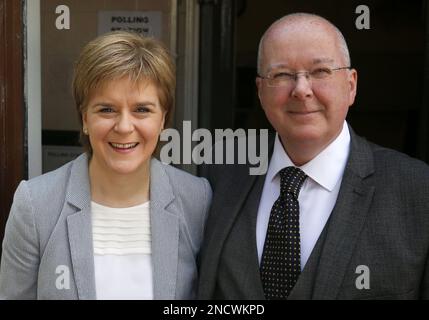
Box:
[198,127,429,299]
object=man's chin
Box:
[280,126,325,143]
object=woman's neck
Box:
[88,157,151,208]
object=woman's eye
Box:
[136,106,150,113]
[99,107,114,113]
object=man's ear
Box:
[348,69,358,106]
[256,77,263,104]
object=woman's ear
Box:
[82,109,88,134]
[160,111,166,133]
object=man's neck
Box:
[280,130,343,166]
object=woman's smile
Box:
[109,142,140,154]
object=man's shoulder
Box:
[352,138,429,203]
[349,129,429,179]
[367,141,429,179]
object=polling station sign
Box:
[98,11,162,38]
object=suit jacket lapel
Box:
[150,158,177,299]
[65,154,97,300]
[200,164,259,298]
[201,134,274,298]
[239,174,267,299]
[312,129,375,299]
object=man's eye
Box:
[272,72,294,79]
[311,68,331,78]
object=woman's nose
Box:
[114,112,135,133]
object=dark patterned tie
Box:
[260,166,307,299]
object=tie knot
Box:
[279,167,307,198]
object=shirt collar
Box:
[267,121,351,191]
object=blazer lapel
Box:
[312,129,375,299]
[65,154,97,300]
[200,134,274,298]
[150,158,178,299]
[239,173,267,299]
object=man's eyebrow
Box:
[312,58,335,65]
[266,63,290,73]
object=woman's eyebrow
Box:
[87,102,115,110]
[134,101,157,106]
[93,102,114,106]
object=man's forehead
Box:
[266,58,335,72]
[269,16,334,35]
[261,26,342,65]
[264,17,339,50]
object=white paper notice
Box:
[98,11,162,38]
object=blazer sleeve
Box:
[0,181,40,300]
[201,177,212,229]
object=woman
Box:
[0,32,212,299]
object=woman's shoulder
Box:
[26,154,86,188]
[153,158,204,181]
[152,160,212,247]
[21,153,88,204]
[152,158,212,201]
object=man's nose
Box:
[114,112,135,133]
[291,73,313,99]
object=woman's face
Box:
[82,77,165,176]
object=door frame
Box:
[0,0,25,245]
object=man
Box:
[198,13,429,299]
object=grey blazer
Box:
[0,153,212,300]
[198,127,429,299]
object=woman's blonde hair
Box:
[72,31,175,154]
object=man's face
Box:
[256,23,357,152]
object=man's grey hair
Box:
[257,13,351,75]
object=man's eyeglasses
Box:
[258,66,351,87]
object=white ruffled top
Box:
[91,201,151,255]
[91,201,153,300]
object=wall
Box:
[41,0,174,131]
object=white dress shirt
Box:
[256,121,351,270]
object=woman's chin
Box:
[106,160,149,176]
